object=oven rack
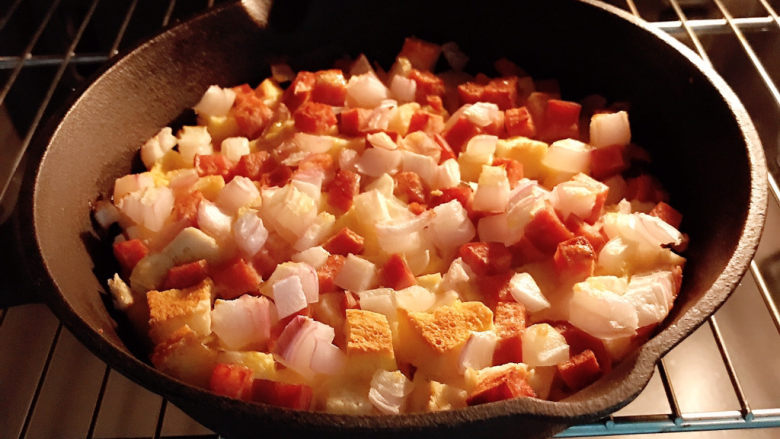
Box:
[0,0,778,437]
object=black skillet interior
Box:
[21,0,766,438]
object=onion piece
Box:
[346,73,390,108]
[272,275,308,319]
[338,148,359,172]
[590,111,631,148]
[233,210,268,258]
[463,134,498,163]
[334,254,377,292]
[211,295,277,350]
[550,173,607,221]
[394,285,436,312]
[118,186,174,232]
[217,176,260,214]
[221,137,250,162]
[401,150,438,186]
[93,200,120,229]
[310,339,347,375]
[603,212,682,248]
[542,138,591,174]
[400,131,440,161]
[197,200,232,241]
[569,276,637,339]
[177,126,213,165]
[356,147,402,177]
[624,270,675,326]
[273,315,335,379]
[357,288,396,319]
[294,132,334,154]
[440,257,475,294]
[463,102,502,128]
[368,370,413,415]
[429,200,476,254]
[291,246,330,269]
[521,323,570,367]
[477,213,510,243]
[168,169,199,192]
[435,158,461,189]
[389,75,417,103]
[473,165,510,212]
[293,212,336,252]
[267,262,319,303]
[508,272,551,312]
[113,172,155,201]
[375,214,429,254]
[193,85,236,118]
[366,131,398,150]
[141,127,177,169]
[459,331,498,373]
[597,237,631,275]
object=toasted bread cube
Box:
[397,301,492,381]
[147,279,214,344]
[150,325,218,388]
[344,309,396,377]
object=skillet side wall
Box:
[27,0,762,437]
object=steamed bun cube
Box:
[147,279,214,344]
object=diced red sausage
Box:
[457,82,485,105]
[565,216,608,253]
[162,259,209,290]
[492,336,523,366]
[398,37,441,71]
[539,99,581,142]
[259,163,293,188]
[433,133,457,163]
[492,158,523,188]
[209,363,254,401]
[293,101,337,135]
[172,190,204,227]
[323,227,365,255]
[113,239,149,273]
[327,170,360,212]
[590,144,627,180]
[194,154,235,179]
[523,203,575,254]
[252,379,313,410]
[282,71,316,112]
[380,254,417,290]
[312,69,347,106]
[649,201,683,229]
[408,69,445,103]
[442,116,481,154]
[233,151,273,181]
[553,236,596,282]
[625,174,668,203]
[212,259,262,300]
[407,111,431,134]
[504,106,537,138]
[393,171,427,204]
[557,349,602,392]
[233,87,273,139]
[483,77,519,110]
[459,242,512,276]
[317,254,346,294]
[466,367,536,406]
[550,321,612,373]
[338,108,371,136]
[508,236,548,267]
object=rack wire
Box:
[0,0,778,437]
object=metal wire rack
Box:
[0,0,778,438]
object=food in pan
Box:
[93,37,686,414]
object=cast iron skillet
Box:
[20,0,767,437]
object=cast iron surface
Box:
[20,0,767,437]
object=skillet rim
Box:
[20,0,767,434]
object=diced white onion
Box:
[429,200,476,254]
[551,178,599,221]
[221,137,250,163]
[389,75,417,103]
[375,214,428,254]
[477,213,510,244]
[141,127,177,169]
[273,316,335,379]
[294,132,334,154]
[107,273,134,310]
[522,323,570,367]
[603,212,682,249]
[464,102,502,128]
[400,131,440,161]
[440,257,475,294]
[217,176,260,214]
[459,331,498,373]
[291,178,322,205]
[197,200,233,240]
[117,186,174,232]
[365,173,395,197]
[473,165,510,212]
[366,131,398,150]
[401,150,438,186]
[435,158,461,189]
[543,138,591,174]
[508,272,551,313]
[193,85,236,118]
[113,172,155,201]
[233,210,268,258]
[624,270,675,326]
[338,148,359,171]
[569,276,638,338]
[263,184,318,243]
[334,254,377,292]
[211,295,277,350]
[357,288,396,319]
[356,147,402,177]
[168,169,199,192]
[178,126,213,165]
[463,134,498,162]
[366,100,398,131]
[310,339,347,375]
[394,285,436,312]
[597,237,631,274]
[93,200,120,229]
[272,275,308,319]
[346,73,390,108]
[368,370,413,415]
[293,212,336,252]
[291,246,330,269]
[590,111,631,148]
[267,262,319,303]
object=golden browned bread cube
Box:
[150,325,218,388]
[397,300,493,381]
[344,309,396,378]
[147,279,213,344]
